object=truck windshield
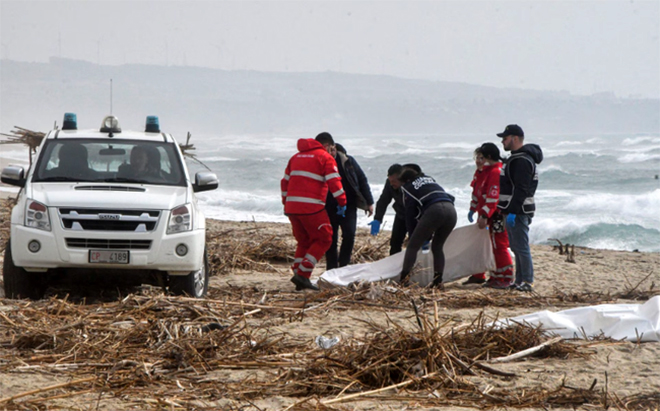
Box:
[32,139,186,186]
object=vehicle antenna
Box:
[110,79,113,115]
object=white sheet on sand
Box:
[318,224,495,287]
[495,296,660,342]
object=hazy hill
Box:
[1,57,658,138]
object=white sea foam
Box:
[617,153,660,163]
[555,140,584,147]
[127,132,660,252]
[622,136,660,146]
[199,156,239,162]
[538,164,566,174]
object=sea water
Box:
[188,132,660,253]
[2,132,658,252]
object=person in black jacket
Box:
[496,124,543,292]
[324,143,375,269]
[399,166,457,288]
[369,164,407,255]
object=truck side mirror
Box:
[193,171,218,193]
[1,165,26,187]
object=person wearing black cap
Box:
[369,163,408,255]
[398,166,457,288]
[464,143,514,288]
[496,124,543,292]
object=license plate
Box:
[89,250,129,264]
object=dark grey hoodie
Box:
[498,144,543,217]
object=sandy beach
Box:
[0,208,659,410]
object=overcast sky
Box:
[1,1,658,98]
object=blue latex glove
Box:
[368,220,381,236]
[336,205,347,217]
[467,210,475,223]
[506,213,516,228]
[421,240,430,251]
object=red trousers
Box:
[288,211,333,278]
[488,228,514,282]
[471,219,514,282]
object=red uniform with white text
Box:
[470,162,514,284]
[281,139,347,278]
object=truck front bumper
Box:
[10,224,206,273]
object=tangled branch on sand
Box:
[205,221,389,275]
[1,292,643,410]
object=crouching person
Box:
[399,166,457,288]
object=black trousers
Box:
[390,216,407,255]
[401,202,457,277]
[325,206,358,270]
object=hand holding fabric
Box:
[467,210,475,223]
[368,220,381,236]
[336,205,347,217]
[506,213,516,228]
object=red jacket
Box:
[281,139,347,215]
[469,162,502,219]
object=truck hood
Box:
[29,183,190,210]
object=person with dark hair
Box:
[463,147,487,285]
[399,167,457,288]
[496,124,543,292]
[48,143,97,180]
[323,142,374,269]
[281,132,347,291]
[464,142,514,288]
[369,163,407,255]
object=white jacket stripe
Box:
[332,188,345,198]
[286,196,325,205]
[290,170,324,181]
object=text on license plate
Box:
[89,250,129,264]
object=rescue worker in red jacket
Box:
[281,132,347,291]
[464,142,514,288]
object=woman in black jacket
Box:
[399,166,457,288]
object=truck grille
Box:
[66,238,152,250]
[58,208,161,232]
[75,186,146,192]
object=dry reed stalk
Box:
[0,376,96,404]
[0,290,646,410]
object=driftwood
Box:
[0,126,45,165]
[0,377,96,404]
[178,131,212,171]
[549,238,576,262]
[488,336,564,363]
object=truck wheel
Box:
[169,248,209,298]
[3,241,46,300]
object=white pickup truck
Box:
[1,114,218,299]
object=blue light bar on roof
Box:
[145,116,160,133]
[62,113,77,130]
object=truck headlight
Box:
[25,199,51,231]
[167,204,192,234]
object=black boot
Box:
[290,274,319,291]
[432,272,444,290]
[399,270,410,286]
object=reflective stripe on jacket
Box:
[470,162,502,219]
[281,138,347,215]
[498,144,543,217]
